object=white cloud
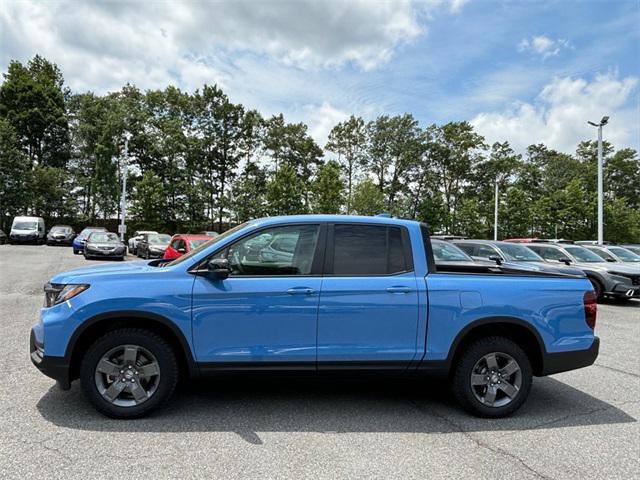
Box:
[518,35,569,59]
[304,103,351,147]
[471,73,639,154]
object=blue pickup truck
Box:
[31,215,599,418]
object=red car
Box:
[163,234,213,260]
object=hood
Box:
[573,262,640,275]
[50,260,154,284]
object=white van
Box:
[9,216,46,244]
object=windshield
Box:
[609,247,640,262]
[167,222,251,267]
[89,232,119,242]
[13,221,37,230]
[189,239,209,249]
[565,246,606,263]
[622,246,640,255]
[432,241,473,262]
[498,244,543,262]
[148,234,171,244]
[50,226,71,233]
[80,228,105,238]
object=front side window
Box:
[498,244,543,262]
[588,247,616,262]
[608,247,640,262]
[530,246,564,261]
[564,246,606,263]
[219,224,320,276]
[476,244,499,259]
[331,224,409,275]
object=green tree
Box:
[351,177,385,216]
[231,162,268,222]
[29,166,75,219]
[266,164,305,215]
[325,115,366,213]
[312,160,344,214]
[130,171,165,230]
[0,55,70,167]
[0,119,30,226]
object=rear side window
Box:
[331,224,410,275]
[533,246,564,261]
[455,243,475,256]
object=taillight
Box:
[583,291,597,330]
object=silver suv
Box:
[525,243,639,300]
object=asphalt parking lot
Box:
[0,244,638,479]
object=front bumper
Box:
[541,337,600,376]
[607,283,640,298]
[47,237,72,245]
[85,248,125,257]
[30,328,71,389]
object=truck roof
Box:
[250,214,420,228]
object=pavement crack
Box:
[592,363,640,378]
[408,400,553,480]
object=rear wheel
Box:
[80,328,178,418]
[452,336,532,418]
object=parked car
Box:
[84,232,126,261]
[72,227,107,254]
[137,233,171,259]
[524,243,639,300]
[581,245,640,268]
[453,240,584,275]
[31,215,599,419]
[9,216,45,244]
[128,230,158,256]
[46,225,76,246]
[620,244,640,256]
[163,234,213,260]
[0,229,7,245]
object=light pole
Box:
[587,116,609,245]
[494,180,499,241]
[119,132,132,242]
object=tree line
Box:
[0,55,638,241]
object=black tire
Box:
[452,336,532,418]
[73,249,79,255]
[588,277,604,301]
[80,328,179,419]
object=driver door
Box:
[191,223,324,367]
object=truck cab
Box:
[31,215,599,419]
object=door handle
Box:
[386,286,412,294]
[286,287,316,295]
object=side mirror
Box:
[488,255,503,265]
[558,257,571,265]
[207,258,231,280]
[606,258,616,262]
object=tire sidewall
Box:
[80,330,178,418]
[454,337,532,418]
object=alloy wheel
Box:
[94,344,161,407]
[470,352,522,408]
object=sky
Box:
[1,0,639,154]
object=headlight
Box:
[44,283,90,307]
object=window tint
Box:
[476,245,499,259]
[220,224,320,276]
[455,243,475,256]
[332,224,408,275]
[535,246,565,261]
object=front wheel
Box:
[452,336,532,418]
[80,328,178,418]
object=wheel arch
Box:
[66,311,198,382]
[445,316,547,376]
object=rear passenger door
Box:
[317,223,419,369]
